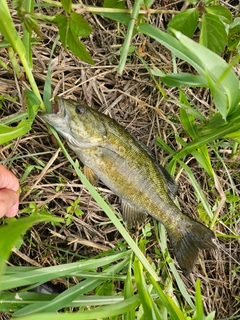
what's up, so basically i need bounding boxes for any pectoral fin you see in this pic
[121,200,147,228]
[84,166,98,185]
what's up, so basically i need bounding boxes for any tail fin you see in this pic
[168,219,217,276]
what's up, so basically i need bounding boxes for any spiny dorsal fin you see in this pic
[156,162,178,200]
[135,139,178,199]
[121,200,147,228]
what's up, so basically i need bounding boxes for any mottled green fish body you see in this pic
[41,98,216,276]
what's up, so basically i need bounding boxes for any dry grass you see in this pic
[0,0,239,318]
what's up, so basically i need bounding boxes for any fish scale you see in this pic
[41,97,217,276]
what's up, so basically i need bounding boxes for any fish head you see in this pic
[41,98,107,148]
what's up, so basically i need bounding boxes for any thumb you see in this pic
[0,189,19,218]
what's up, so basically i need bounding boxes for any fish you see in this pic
[41,97,217,276]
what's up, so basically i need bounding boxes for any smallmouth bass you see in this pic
[41,98,216,276]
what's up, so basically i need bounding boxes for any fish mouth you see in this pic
[53,97,67,118]
[40,97,69,132]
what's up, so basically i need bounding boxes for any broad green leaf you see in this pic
[206,5,232,24]
[104,0,125,9]
[97,11,131,26]
[69,12,92,37]
[205,71,228,120]
[54,14,94,64]
[172,30,240,115]
[202,0,214,3]
[54,14,68,49]
[228,17,240,50]
[175,134,214,177]
[200,13,227,55]
[144,0,155,7]
[0,292,137,311]
[206,311,216,320]
[168,8,199,38]
[139,24,211,80]
[67,29,94,64]
[179,93,199,140]
[229,17,240,31]
[152,70,208,87]
[0,120,32,144]
[60,0,71,14]
[224,129,240,139]
[140,24,239,116]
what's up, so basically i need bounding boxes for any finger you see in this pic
[0,189,19,218]
[5,201,19,217]
[0,165,19,191]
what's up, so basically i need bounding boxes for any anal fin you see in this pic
[121,200,147,228]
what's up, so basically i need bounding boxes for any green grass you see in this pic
[0,0,239,318]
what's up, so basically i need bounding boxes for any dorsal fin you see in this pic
[121,200,147,228]
[155,162,178,200]
[136,139,178,199]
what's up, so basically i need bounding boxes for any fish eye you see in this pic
[75,105,85,115]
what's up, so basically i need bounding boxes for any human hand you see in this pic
[0,165,19,218]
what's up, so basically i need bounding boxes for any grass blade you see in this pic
[13,259,129,316]
[0,0,44,109]
[123,254,135,320]
[148,273,186,320]
[11,295,141,320]
[117,0,142,74]
[0,215,62,289]
[1,251,130,291]
[194,278,205,320]
[43,35,60,113]
[134,257,162,320]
